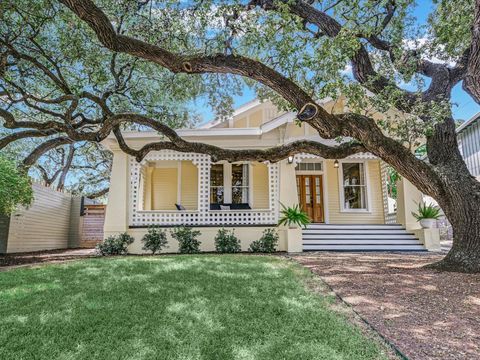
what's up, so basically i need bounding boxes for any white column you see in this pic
[224,163,232,203]
[104,151,129,235]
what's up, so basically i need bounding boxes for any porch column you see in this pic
[144,167,154,210]
[279,159,302,252]
[396,177,422,231]
[104,150,129,236]
[279,159,298,207]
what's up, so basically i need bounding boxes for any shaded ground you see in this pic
[0,255,393,360]
[0,248,96,269]
[294,252,480,360]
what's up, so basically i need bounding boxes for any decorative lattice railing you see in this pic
[128,150,279,227]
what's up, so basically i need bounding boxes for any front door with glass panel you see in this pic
[296,175,324,223]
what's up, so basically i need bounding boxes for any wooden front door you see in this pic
[296,175,324,223]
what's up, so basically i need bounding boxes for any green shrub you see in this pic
[249,229,279,253]
[141,226,168,254]
[214,228,241,253]
[96,233,134,256]
[0,156,33,215]
[170,226,201,254]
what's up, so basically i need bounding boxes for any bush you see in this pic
[249,229,279,253]
[214,228,241,253]
[170,226,201,254]
[96,233,134,256]
[141,226,168,254]
[0,155,33,215]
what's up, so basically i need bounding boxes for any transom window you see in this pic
[341,162,368,210]
[296,162,322,171]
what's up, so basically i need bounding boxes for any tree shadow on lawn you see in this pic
[0,255,396,360]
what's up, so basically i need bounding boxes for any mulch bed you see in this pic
[294,252,480,360]
[0,248,96,269]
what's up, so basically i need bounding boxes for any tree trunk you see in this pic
[428,173,480,273]
[423,118,480,272]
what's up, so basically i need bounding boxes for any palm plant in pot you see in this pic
[278,204,311,229]
[412,202,441,229]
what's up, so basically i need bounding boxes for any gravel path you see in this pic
[294,252,480,360]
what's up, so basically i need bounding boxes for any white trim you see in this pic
[322,160,329,224]
[338,159,371,213]
[457,112,480,133]
[248,163,253,208]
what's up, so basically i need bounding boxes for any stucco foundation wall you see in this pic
[105,226,287,254]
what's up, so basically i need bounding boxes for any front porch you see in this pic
[104,149,439,253]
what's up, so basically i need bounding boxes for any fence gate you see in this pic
[80,204,106,248]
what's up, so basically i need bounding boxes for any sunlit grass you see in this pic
[0,255,389,359]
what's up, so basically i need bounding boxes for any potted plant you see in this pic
[278,203,311,228]
[412,202,441,229]
[278,204,310,253]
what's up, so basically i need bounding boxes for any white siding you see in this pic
[458,119,480,177]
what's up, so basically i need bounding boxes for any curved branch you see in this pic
[0,129,57,150]
[86,187,109,199]
[22,137,73,168]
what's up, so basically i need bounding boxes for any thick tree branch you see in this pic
[0,129,57,150]
[463,0,480,103]
[23,137,73,168]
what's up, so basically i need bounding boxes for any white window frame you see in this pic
[210,162,252,206]
[338,160,371,213]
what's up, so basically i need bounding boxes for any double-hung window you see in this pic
[340,162,368,210]
[210,163,250,205]
[210,164,224,204]
[231,164,249,204]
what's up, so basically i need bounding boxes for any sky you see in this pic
[193,0,480,125]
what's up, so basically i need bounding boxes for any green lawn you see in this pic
[0,255,389,360]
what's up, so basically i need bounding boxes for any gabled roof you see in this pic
[457,112,480,134]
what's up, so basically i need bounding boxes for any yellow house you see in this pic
[102,99,441,253]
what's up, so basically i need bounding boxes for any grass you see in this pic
[0,255,389,360]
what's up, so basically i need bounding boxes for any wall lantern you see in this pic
[287,156,294,164]
[334,159,339,168]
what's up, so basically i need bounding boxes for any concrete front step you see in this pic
[303,234,418,240]
[303,239,422,245]
[303,244,426,251]
[302,223,426,251]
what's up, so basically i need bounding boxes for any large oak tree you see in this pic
[1,0,480,272]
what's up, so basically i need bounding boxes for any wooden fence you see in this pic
[79,204,106,248]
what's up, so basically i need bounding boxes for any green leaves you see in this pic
[278,203,311,228]
[0,156,33,215]
[411,202,441,221]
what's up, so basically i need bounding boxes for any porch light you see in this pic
[287,156,294,164]
[334,159,339,168]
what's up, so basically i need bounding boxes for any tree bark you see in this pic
[422,118,480,272]
[429,176,480,273]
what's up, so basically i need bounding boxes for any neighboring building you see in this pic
[457,113,480,179]
[102,98,439,253]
